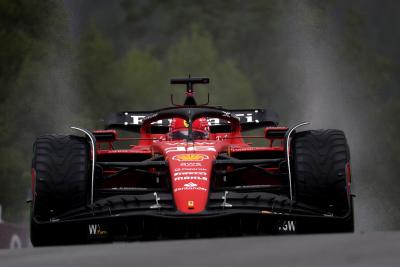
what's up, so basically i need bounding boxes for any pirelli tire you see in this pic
[31,134,90,246]
[292,129,354,232]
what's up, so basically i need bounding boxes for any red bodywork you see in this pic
[94,118,287,214]
[90,77,289,216]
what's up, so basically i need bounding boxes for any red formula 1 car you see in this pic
[30,77,354,246]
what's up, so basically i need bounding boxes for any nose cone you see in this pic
[168,153,213,213]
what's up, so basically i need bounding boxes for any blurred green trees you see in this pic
[77,24,255,118]
[0,0,69,220]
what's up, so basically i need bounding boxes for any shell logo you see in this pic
[172,154,209,161]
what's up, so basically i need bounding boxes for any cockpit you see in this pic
[168,117,209,140]
[169,129,209,140]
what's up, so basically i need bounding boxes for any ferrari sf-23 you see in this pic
[30,77,354,245]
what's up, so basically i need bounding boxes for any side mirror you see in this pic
[264,127,288,139]
[93,130,118,143]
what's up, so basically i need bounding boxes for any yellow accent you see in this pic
[174,154,207,161]
[260,210,272,214]
[188,201,195,209]
[184,120,189,128]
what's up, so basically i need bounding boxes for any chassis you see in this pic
[30,77,354,245]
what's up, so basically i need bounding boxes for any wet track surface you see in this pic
[1,232,400,266]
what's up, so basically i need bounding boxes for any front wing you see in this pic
[31,192,353,244]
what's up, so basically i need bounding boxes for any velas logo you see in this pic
[172,154,209,161]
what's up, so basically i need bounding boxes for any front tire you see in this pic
[292,129,354,232]
[31,134,89,246]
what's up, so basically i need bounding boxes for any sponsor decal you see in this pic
[166,142,187,146]
[173,171,208,182]
[190,146,216,152]
[174,168,207,172]
[126,115,172,125]
[165,146,216,154]
[174,176,208,182]
[180,167,207,171]
[234,113,254,122]
[184,182,198,187]
[126,112,257,126]
[174,186,207,192]
[172,154,209,161]
[277,220,296,232]
[88,224,108,236]
[174,172,207,176]
[193,142,216,145]
[129,115,146,125]
[180,162,202,167]
[230,147,271,152]
[143,113,159,121]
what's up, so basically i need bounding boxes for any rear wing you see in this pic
[105,109,279,133]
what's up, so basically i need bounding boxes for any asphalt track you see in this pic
[1,232,399,266]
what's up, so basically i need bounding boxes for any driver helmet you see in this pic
[169,118,209,140]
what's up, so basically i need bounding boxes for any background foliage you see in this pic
[0,0,399,231]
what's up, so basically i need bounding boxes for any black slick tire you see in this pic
[292,129,354,232]
[31,134,89,246]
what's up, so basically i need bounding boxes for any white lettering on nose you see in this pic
[174,172,207,176]
[184,182,198,187]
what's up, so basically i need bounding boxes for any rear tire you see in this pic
[292,129,353,232]
[31,134,89,246]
